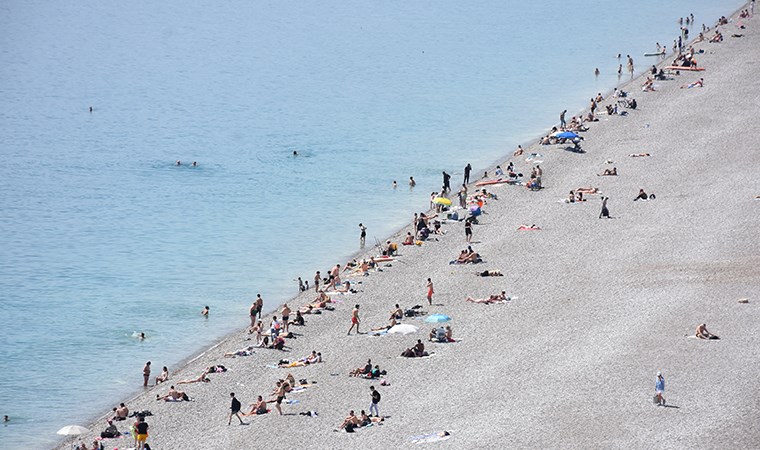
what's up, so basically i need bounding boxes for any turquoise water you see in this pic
[0,1,743,447]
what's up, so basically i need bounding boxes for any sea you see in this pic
[0,0,744,447]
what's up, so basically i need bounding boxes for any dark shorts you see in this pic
[282,316,289,323]
[276,396,285,404]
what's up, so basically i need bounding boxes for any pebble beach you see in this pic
[56,5,760,449]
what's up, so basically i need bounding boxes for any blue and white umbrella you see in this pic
[424,314,451,323]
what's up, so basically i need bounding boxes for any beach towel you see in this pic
[409,431,452,444]
[397,353,436,360]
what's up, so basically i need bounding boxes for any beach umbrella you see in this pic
[424,314,451,323]
[554,131,579,139]
[432,197,452,206]
[56,425,89,436]
[388,324,419,335]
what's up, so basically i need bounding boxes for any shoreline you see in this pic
[55,3,759,449]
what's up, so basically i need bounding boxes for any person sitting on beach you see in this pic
[243,396,268,416]
[634,189,649,201]
[360,410,372,427]
[340,410,361,432]
[350,359,373,377]
[177,369,211,384]
[334,280,354,293]
[402,232,415,245]
[287,310,305,327]
[413,339,426,356]
[514,145,524,156]
[390,304,403,320]
[224,346,255,358]
[696,323,719,340]
[599,167,618,176]
[156,385,187,401]
[477,269,503,276]
[517,224,541,231]
[112,403,129,421]
[568,191,576,203]
[642,77,655,92]
[384,240,398,256]
[270,335,286,350]
[100,420,121,439]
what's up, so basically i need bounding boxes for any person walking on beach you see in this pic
[464,219,473,243]
[359,223,367,247]
[228,393,246,425]
[142,361,151,387]
[369,386,381,417]
[348,304,361,335]
[426,278,434,305]
[599,197,611,219]
[464,163,472,184]
[314,271,321,292]
[559,110,567,129]
[281,304,291,334]
[655,372,666,406]
[442,171,451,193]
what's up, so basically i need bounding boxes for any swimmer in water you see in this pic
[176,160,181,166]
[139,332,146,340]
[392,181,397,188]
[89,106,93,112]
[191,161,197,167]
[3,415,9,422]
[409,176,416,187]
[201,306,209,317]
[293,150,298,156]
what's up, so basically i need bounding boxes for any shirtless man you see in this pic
[273,380,290,415]
[347,304,361,335]
[413,339,426,357]
[340,410,361,431]
[426,278,434,305]
[244,396,268,416]
[156,385,184,401]
[142,362,151,387]
[390,304,403,320]
[281,304,291,334]
[598,167,617,176]
[114,403,129,421]
[331,264,342,285]
[696,323,719,339]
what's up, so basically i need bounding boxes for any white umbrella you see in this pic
[56,425,89,436]
[388,324,419,335]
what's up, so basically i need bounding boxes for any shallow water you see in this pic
[0,0,743,447]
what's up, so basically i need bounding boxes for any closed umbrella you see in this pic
[388,324,419,335]
[425,314,451,323]
[56,425,89,436]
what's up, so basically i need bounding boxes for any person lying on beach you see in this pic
[465,292,509,304]
[517,224,541,231]
[681,78,704,89]
[279,351,322,367]
[340,410,361,432]
[224,346,255,358]
[402,232,415,245]
[598,167,618,176]
[350,359,373,377]
[576,187,600,195]
[451,249,482,264]
[696,323,719,340]
[176,369,212,384]
[156,385,188,401]
[243,396,268,416]
[371,317,398,332]
[477,269,503,276]
[334,280,356,293]
[630,153,651,157]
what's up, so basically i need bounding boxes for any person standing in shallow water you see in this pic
[463,163,472,184]
[143,361,151,387]
[359,223,367,247]
[442,171,451,193]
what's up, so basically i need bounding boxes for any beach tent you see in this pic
[388,324,419,335]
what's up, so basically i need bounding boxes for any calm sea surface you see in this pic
[0,1,742,447]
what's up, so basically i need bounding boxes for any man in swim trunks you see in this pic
[281,304,291,334]
[274,381,289,415]
[359,223,367,246]
[142,361,151,387]
[314,271,321,292]
[348,304,361,335]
